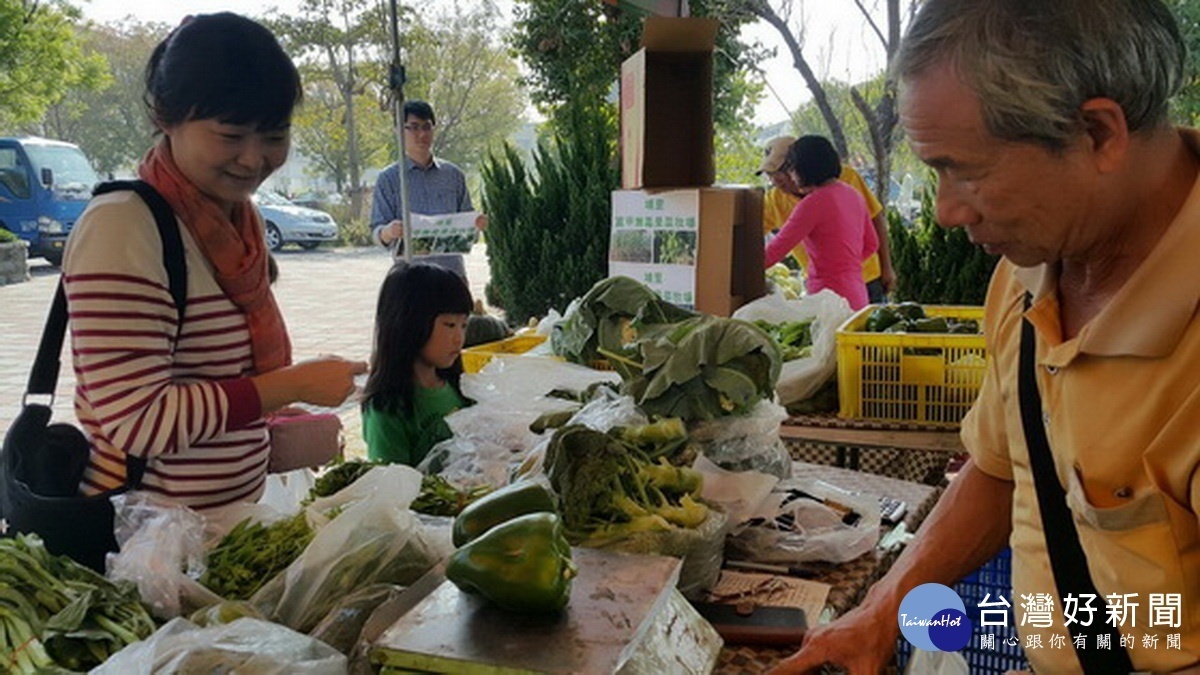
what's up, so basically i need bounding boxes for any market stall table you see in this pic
[780,414,964,487]
[714,460,943,674]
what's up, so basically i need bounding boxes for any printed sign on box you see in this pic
[610,190,700,308]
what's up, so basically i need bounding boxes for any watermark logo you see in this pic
[898,583,973,652]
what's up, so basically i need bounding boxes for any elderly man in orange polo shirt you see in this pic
[772,1,1200,674]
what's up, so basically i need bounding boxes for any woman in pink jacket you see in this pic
[764,135,879,309]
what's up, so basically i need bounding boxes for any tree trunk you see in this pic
[749,0,849,157]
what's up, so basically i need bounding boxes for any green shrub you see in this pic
[889,181,999,306]
[0,228,17,244]
[481,107,617,324]
[337,218,374,247]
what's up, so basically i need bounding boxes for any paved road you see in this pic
[0,243,494,458]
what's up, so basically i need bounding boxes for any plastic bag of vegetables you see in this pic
[732,289,853,406]
[543,424,727,598]
[253,465,449,633]
[93,617,345,675]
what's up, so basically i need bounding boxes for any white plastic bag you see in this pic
[732,290,853,405]
[254,464,447,633]
[107,493,211,620]
[421,356,621,486]
[726,478,881,564]
[93,617,346,675]
[690,400,791,479]
[692,454,779,526]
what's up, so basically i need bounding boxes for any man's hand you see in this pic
[380,219,404,245]
[475,213,489,231]
[768,602,899,674]
[881,262,899,295]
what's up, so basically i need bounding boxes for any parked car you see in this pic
[0,137,100,266]
[252,191,338,251]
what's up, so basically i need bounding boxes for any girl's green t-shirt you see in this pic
[362,383,466,466]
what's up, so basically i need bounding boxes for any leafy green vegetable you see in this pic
[410,474,493,517]
[752,319,815,361]
[551,276,696,370]
[543,425,707,544]
[0,535,156,672]
[201,512,313,600]
[309,460,378,500]
[622,315,782,421]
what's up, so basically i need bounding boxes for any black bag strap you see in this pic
[1019,294,1134,674]
[24,180,187,490]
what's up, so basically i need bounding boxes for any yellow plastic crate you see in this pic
[462,334,548,373]
[836,304,988,426]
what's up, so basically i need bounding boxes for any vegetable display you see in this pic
[863,303,980,334]
[753,319,815,361]
[543,424,709,544]
[765,264,803,300]
[0,534,156,672]
[200,512,313,600]
[551,276,696,367]
[410,474,493,518]
[309,460,377,500]
[619,315,782,421]
[446,512,577,614]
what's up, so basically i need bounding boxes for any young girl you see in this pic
[361,263,474,466]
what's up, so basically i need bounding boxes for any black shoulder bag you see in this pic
[1019,296,1134,673]
[0,180,186,572]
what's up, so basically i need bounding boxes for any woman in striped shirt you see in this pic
[62,13,366,510]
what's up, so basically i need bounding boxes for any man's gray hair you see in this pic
[894,0,1186,150]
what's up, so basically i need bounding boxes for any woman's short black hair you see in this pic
[403,100,436,124]
[144,13,301,130]
[362,263,473,415]
[785,135,842,187]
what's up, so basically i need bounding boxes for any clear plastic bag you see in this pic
[107,493,209,620]
[588,505,728,600]
[93,617,346,675]
[732,289,853,405]
[308,583,406,654]
[422,356,621,486]
[689,400,792,479]
[726,478,881,564]
[254,465,447,633]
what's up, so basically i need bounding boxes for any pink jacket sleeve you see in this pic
[764,197,818,268]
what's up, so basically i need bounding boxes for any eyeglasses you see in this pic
[403,123,435,133]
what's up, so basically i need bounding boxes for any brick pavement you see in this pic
[0,243,495,459]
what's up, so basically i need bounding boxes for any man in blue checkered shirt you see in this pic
[370,100,488,280]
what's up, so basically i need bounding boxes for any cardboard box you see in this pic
[620,17,718,190]
[609,187,765,316]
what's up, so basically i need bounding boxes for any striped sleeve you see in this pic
[63,194,257,463]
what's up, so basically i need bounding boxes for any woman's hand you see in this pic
[254,356,368,412]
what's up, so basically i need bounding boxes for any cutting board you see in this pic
[372,548,682,674]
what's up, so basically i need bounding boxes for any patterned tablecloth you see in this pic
[712,461,943,674]
[781,414,964,487]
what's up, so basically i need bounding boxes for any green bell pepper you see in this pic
[446,512,578,613]
[452,479,557,547]
[894,301,927,321]
[865,306,901,332]
[909,317,951,333]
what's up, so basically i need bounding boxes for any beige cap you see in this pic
[756,135,796,175]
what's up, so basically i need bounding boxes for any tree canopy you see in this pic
[0,0,106,128]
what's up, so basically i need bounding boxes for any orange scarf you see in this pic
[138,139,292,374]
